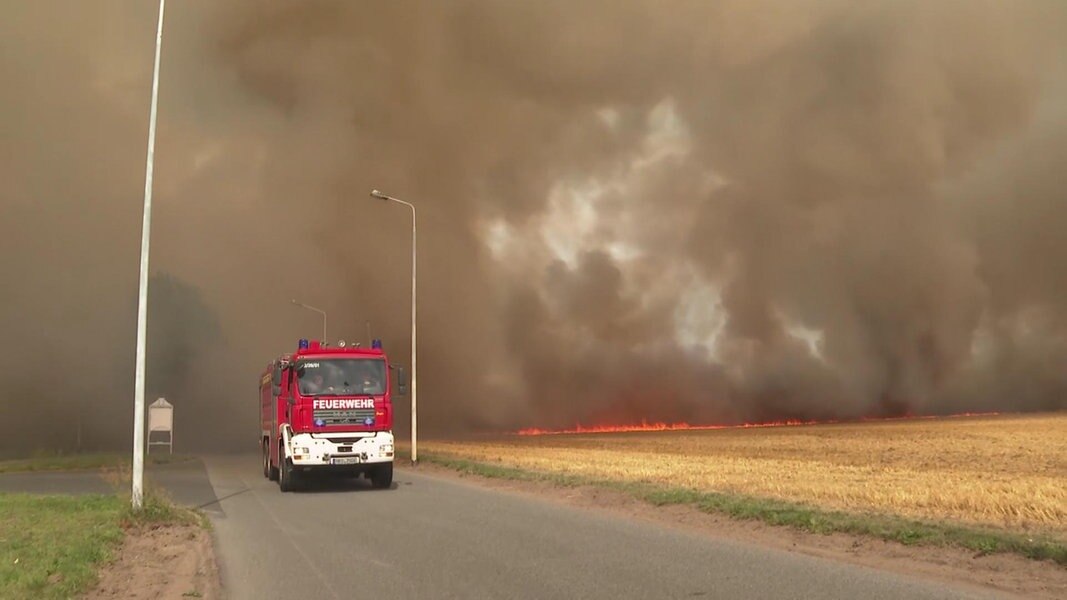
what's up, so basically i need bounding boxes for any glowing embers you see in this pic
[515,412,1001,436]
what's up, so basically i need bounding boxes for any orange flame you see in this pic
[515,412,1001,436]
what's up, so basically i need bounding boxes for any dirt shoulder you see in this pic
[83,524,220,600]
[416,462,1067,600]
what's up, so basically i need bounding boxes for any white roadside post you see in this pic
[147,397,174,454]
[369,190,417,465]
[132,0,166,511]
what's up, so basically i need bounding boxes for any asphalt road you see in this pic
[198,454,1002,600]
[0,459,220,508]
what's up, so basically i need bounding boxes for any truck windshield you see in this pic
[296,359,386,396]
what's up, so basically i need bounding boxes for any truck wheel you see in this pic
[370,463,393,489]
[279,447,296,492]
[264,440,279,481]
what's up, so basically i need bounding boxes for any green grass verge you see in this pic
[421,451,1067,567]
[0,494,123,600]
[0,486,203,599]
[0,453,194,474]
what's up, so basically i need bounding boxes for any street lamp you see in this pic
[131,0,166,511]
[369,189,417,465]
[291,299,327,341]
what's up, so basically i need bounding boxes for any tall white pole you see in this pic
[133,0,166,511]
[408,201,417,465]
[370,190,417,465]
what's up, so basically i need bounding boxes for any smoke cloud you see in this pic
[2,0,1065,451]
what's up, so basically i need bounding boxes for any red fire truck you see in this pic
[260,338,404,491]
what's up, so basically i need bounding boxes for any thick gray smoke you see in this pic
[2,1,1066,452]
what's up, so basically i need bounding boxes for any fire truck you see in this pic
[260,338,404,491]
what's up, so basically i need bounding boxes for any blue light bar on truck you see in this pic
[372,338,383,349]
[299,338,310,349]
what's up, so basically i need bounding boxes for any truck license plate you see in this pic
[331,457,362,465]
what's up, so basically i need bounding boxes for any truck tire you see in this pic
[279,446,296,492]
[264,440,278,481]
[370,463,393,489]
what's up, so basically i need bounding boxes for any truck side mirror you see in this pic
[397,367,408,397]
[271,366,282,396]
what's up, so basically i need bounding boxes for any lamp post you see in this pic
[131,0,166,511]
[369,189,417,465]
[291,299,327,341]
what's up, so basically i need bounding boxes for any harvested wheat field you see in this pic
[424,413,1067,536]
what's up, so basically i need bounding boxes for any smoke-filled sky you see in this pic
[2,1,1066,451]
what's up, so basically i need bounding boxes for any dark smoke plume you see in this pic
[2,1,1066,452]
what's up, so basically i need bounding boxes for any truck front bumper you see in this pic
[289,431,394,467]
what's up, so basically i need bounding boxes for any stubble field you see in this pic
[424,413,1067,536]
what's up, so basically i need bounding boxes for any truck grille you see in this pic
[313,409,376,426]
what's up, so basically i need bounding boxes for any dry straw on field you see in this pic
[426,414,1067,534]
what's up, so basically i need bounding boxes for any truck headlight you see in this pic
[381,444,394,454]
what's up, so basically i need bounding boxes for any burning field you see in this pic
[423,413,1067,536]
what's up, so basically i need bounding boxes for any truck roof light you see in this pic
[372,338,383,349]
[298,338,309,349]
